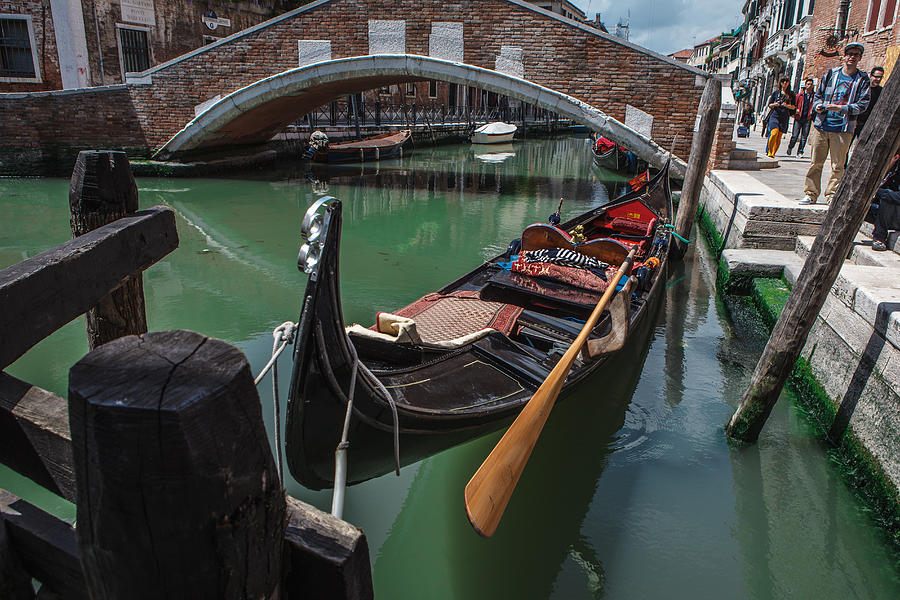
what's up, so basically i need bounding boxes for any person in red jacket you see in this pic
[787,78,815,158]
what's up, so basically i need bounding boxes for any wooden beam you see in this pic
[0,373,75,503]
[68,150,147,350]
[0,206,178,370]
[727,63,900,441]
[68,330,285,599]
[283,495,374,600]
[0,497,35,599]
[0,490,86,600]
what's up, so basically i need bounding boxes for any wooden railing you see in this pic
[0,151,372,599]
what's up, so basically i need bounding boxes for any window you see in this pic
[0,15,40,82]
[867,0,897,31]
[428,80,437,98]
[118,26,150,74]
[405,82,416,97]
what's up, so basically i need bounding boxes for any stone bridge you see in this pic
[0,0,716,175]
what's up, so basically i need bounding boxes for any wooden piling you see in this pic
[68,330,286,599]
[69,150,147,349]
[672,78,721,259]
[1,501,35,599]
[727,71,900,442]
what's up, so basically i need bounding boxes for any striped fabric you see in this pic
[521,248,608,272]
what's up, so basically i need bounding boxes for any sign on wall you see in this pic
[202,10,232,31]
[121,0,156,27]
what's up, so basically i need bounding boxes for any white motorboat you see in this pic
[471,122,517,144]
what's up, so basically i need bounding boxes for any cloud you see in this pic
[572,0,745,55]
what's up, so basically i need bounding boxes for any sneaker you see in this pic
[786,149,793,155]
[797,152,804,158]
[798,197,817,205]
[872,240,887,251]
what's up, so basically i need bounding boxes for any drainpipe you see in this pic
[836,0,851,37]
[91,0,104,85]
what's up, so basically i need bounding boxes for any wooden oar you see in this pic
[464,247,638,537]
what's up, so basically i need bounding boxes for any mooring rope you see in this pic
[254,321,297,488]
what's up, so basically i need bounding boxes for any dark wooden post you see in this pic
[68,330,285,599]
[1,507,35,599]
[69,150,147,349]
[727,72,900,442]
[672,77,721,259]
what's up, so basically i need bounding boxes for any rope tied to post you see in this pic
[254,321,298,488]
[663,223,691,244]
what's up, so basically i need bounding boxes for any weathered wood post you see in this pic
[727,72,900,442]
[0,507,35,599]
[69,150,147,349]
[672,77,721,259]
[68,330,286,599]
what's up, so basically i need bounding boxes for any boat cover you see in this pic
[474,122,518,135]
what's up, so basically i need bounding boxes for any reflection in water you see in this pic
[1,136,899,599]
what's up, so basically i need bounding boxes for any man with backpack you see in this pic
[799,43,871,205]
[786,78,815,157]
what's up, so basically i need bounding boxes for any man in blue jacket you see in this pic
[799,43,871,205]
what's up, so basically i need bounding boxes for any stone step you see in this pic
[727,159,760,170]
[720,248,803,280]
[796,232,900,267]
[731,147,757,161]
[756,156,779,169]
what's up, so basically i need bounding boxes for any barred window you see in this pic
[0,16,38,80]
[428,80,437,98]
[119,27,150,73]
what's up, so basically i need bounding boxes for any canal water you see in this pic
[2,136,898,598]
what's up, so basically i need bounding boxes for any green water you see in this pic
[2,136,898,598]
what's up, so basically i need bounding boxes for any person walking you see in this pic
[765,77,795,158]
[786,78,815,157]
[799,43,871,205]
[855,65,884,138]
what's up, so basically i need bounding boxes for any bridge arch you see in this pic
[157,55,686,177]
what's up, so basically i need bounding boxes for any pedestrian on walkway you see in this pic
[765,77,795,158]
[786,78,815,157]
[799,43,871,205]
[855,66,884,139]
[865,153,900,251]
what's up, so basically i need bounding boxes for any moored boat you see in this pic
[304,130,411,163]
[590,136,647,174]
[286,163,673,490]
[471,122,517,144]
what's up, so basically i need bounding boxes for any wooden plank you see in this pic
[0,490,86,600]
[0,206,178,370]
[0,373,75,503]
[283,495,373,600]
[68,330,284,599]
[69,150,147,350]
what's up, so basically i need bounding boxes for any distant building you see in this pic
[0,0,295,92]
[669,48,694,63]
[528,1,587,22]
[737,0,815,120]
[688,36,719,69]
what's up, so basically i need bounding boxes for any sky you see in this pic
[570,0,745,56]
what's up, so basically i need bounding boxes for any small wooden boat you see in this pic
[286,163,673,489]
[306,130,410,163]
[590,137,647,174]
[472,122,517,144]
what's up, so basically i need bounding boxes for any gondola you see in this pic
[304,130,410,163]
[286,162,673,490]
[590,138,648,174]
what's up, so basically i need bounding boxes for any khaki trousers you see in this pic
[804,128,854,203]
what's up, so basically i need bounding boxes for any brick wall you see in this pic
[805,0,898,79]
[2,0,711,173]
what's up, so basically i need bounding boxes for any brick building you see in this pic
[805,0,900,79]
[0,1,299,92]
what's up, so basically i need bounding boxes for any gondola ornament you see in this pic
[297,197,334,277]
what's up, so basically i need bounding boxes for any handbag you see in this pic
[737,125,749,138]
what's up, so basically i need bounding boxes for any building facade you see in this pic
[0,1,296,92]
[805,0,900,78]
[737,0,815,121]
